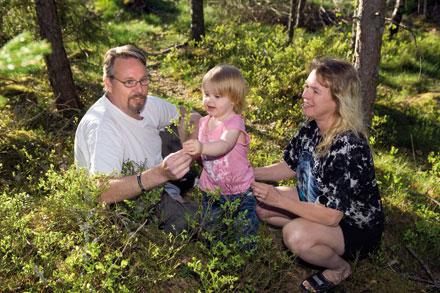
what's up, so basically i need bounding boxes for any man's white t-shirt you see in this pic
[74,94,178,175]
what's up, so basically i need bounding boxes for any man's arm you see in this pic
[99,150,192,203]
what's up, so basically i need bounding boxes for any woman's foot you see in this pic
[301,265,351,292]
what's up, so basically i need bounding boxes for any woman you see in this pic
[251,58,384,292]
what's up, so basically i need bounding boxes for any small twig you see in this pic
[268,6,287,17]
[0,76,20,84]
[146,42,188,56]
[18,109,46,126]
[425,195,440,207]
[120,216,150,255]
[387,259,399,272]
[410,133,416,163]
[384,17,418,46]
[406,246,436,283]
[383,15,425,100]
[407,275,436,285]
[319,6,338,25]
[117,200,160,255]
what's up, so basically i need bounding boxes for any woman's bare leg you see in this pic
[256,204,292,227]
[256,186,299,227]
[282,218,351,288]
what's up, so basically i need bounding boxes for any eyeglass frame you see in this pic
[110,75,149,88]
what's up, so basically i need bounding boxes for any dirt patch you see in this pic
[149,66,197,102]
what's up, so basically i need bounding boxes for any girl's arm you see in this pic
[183,129,241,157]
[254,161,296,181]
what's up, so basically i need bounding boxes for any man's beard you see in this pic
[128,94,147,113]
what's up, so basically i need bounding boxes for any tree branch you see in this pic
[406,246,436,283]
[384,17,417,44]
[145,42,189,56]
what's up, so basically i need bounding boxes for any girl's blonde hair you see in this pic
[202,64,249,114]
[309,58,368,156]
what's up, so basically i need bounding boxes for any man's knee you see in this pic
[160,125,182,158]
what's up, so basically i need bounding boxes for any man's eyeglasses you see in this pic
[110,76,149,88]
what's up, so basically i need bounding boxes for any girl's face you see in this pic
[202,83,235,121]
[302,70,338,124]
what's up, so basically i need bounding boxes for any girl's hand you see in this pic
[251,181,282,206]
[183,139,203,156]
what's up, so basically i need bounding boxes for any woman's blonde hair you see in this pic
[309,58,368,156]
[202,64,249,114]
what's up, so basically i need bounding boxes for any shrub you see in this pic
[162,22,351,138]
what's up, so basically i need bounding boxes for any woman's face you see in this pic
[302,70,337,123]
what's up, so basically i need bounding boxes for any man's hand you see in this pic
[182,139,203,156]
[162,149,192,180]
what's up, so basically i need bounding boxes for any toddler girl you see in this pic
[183,64,258,243]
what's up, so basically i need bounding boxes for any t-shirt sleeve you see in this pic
[317,137,375,215]
[199,115,247,138]
[223,115,250,145]
[223,115,246,132]
[283,129,302,172]
[147,96,178,129]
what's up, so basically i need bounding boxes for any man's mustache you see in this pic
[129,94,147,100]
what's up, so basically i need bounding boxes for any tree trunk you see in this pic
[297,0,306,27]
[34,0,81,113]
[388,0,403,39]
[350,0,359,58]
[190,0,205,42]
[287,0,304,43]
[423,0,427,16]
[287,0,299,43]
[354,0,386,126]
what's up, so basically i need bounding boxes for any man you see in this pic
[74,44,198,204]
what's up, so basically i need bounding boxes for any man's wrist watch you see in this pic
[137,172,146,193]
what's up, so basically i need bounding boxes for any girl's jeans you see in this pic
[201,189,259,244]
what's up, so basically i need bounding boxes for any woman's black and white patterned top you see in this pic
[283,120,384,229]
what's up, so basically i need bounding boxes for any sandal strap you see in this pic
[302,271,336,292]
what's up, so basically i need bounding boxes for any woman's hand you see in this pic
[251,181,283,207]
[183,139,203,156]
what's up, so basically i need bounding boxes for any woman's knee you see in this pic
[282,219,312,253]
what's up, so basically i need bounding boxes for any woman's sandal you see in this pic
[299,271,337,292]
